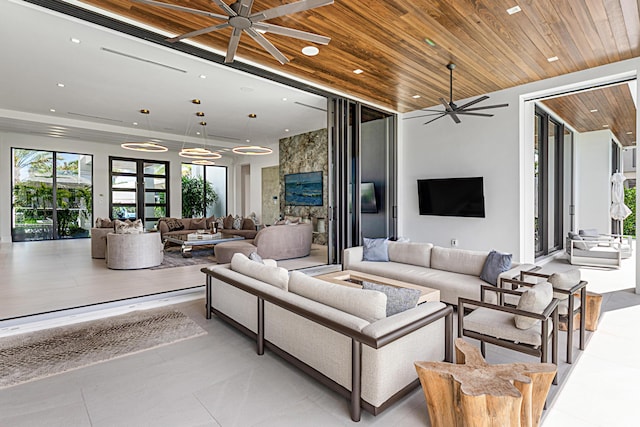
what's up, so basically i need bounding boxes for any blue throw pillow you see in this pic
[362,281,421,316]
[362,237,389,262]
[480,250,513,286]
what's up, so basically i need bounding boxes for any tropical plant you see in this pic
[623,186,636,237]
[182,175,218,218]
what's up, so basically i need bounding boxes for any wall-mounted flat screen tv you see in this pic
[417,177,485,218]
[285,171,323,206]
[361,182,378,213]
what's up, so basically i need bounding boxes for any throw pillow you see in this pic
[568,231,591,250]
[223,214,234,229]
[361,282,421,316]
[230,253,289,291]
[164,218,184,232]
[248,251,264,264]
[578,229,599,239]
[114,219,144,234]
[515,282,553,329]
[548,269,581,300]
[242,218,255,230]
[480,250,513,286]
[362,237,389,262]
[232,216,243,230]
[215,217,224,230]
[190,217,207,230]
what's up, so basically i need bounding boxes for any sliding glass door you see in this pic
[181,163,228,218]
[110,157,169,231]
[12,148,93,241]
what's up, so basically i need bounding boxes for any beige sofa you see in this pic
[202,253,453,421]
[214,223,313,263]
[343,242,535,306]
[158,217,257,240]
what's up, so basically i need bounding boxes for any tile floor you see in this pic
[0,239,638,426]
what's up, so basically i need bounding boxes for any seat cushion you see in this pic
[430,246,488,276]
[230,252,289,291]
[387,241,432,268]
[515,282,553,329]
[464,307,549,347]
[548,269,581,300]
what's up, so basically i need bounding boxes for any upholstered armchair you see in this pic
[106,232,164,269]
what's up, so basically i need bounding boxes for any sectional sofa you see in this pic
[201,253,453,421]
[343,242,535,306]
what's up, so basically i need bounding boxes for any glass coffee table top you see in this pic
[163,232,244,257]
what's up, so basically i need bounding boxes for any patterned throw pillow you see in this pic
[164,218,184,232]
[216,217,225,230]
[362,281,421,317]
[232,216,243,230]
[248,252,264,264]
[114,219,144,234]
[95,217,113,228]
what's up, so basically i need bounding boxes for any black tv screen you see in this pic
[361,182,378,213]
[417,177,485,218]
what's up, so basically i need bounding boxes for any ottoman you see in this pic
[215,240,257,264]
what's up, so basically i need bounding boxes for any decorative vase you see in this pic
[317,217,326,233]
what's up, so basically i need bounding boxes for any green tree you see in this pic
[182,175,218,218]
[623,187,636,237]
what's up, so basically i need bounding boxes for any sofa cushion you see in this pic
[568,231,593,250]
[95,217,113,228]
[480,250,513,286]
[242,218,256,230]
[190,217,207,230]
[223,214,234,229]
[430,246,488,276]
[230,253,289,291]
[363,237,389,262]
[232,216,243,230]
[465,307,547,347]
[361,282,420,317]
[387,242,432,268]
[548,269,581,300]
[515,282,553,329]
[114,219,143,234]
[289,272,387,323]
[216,217,225,230]
[164,218,184,232]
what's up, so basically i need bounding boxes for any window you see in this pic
[12,148,93,241]
[534,108,565,257]
[110,157,169,230]
[181,163,227,218]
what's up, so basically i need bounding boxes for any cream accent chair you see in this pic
[106,232,164,269]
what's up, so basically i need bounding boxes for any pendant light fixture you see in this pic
[232,113,273,155]
[179,116,221,161]
[121,109,168,152]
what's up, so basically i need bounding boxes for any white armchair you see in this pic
[106,232,164,269]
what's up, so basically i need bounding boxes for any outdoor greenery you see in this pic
[181,175,218,218]
[624,187,636,237]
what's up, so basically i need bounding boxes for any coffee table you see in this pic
[314,270,440,304]
[164,232,244,257]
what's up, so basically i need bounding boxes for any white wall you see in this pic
[231,145,279,222]
[399,57,640,262]
[575,130,613,233]
[0,131,235,242]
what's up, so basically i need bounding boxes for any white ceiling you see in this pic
[0,0,328,153]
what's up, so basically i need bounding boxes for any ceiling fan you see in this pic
[132,0,333,64]
[408,63,509,125]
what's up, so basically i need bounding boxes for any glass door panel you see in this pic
[55,152,92,239]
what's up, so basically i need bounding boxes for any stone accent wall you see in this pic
[279,128,328,245]
[261,165,280,226]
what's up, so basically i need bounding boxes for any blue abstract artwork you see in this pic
[285,171,323,206]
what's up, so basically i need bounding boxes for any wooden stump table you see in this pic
[415,339,557,427]
[558,291,602,332]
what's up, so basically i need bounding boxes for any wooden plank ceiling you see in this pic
[77,0,640,115]
[542,83,637,146]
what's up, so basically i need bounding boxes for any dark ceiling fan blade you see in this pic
[403,112,447,120]
[461,103,509,112]
[131,0,228,20]
[253,23,330,44]
[245,28,289,64]
[212,0,237,16]
[251,0,334,23]
[439,97,452,112]
[423,114,447,125]
[225,28,242,63]
[455,112,494,117]
[167,22,230,43]
[449,112,461,124]
[455,95,489,110]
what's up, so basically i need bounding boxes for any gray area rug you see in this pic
[151,246,217,269]
[0,307,207,389]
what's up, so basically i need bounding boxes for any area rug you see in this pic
[0,307,207,389]
[151,246,217,269]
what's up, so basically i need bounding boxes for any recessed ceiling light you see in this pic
[246,139,251,143]
[133,122,138,126]
[603,124,609,127]
[49,109,56,112]
[70,38,81,44]
[282,97,288,101]
[285,129,290,132]
[627,131,633,135]
[547,56,559,62]
[301,46,319,56]
[353,69,364,74]
[191,99,201,104]
[57,83,65,88]
[424,38,436,47]
[196,131,201,135]
[507,6,522,15]
[590,109,598,113]
[199,74,207,79]
[412,95,421,99]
